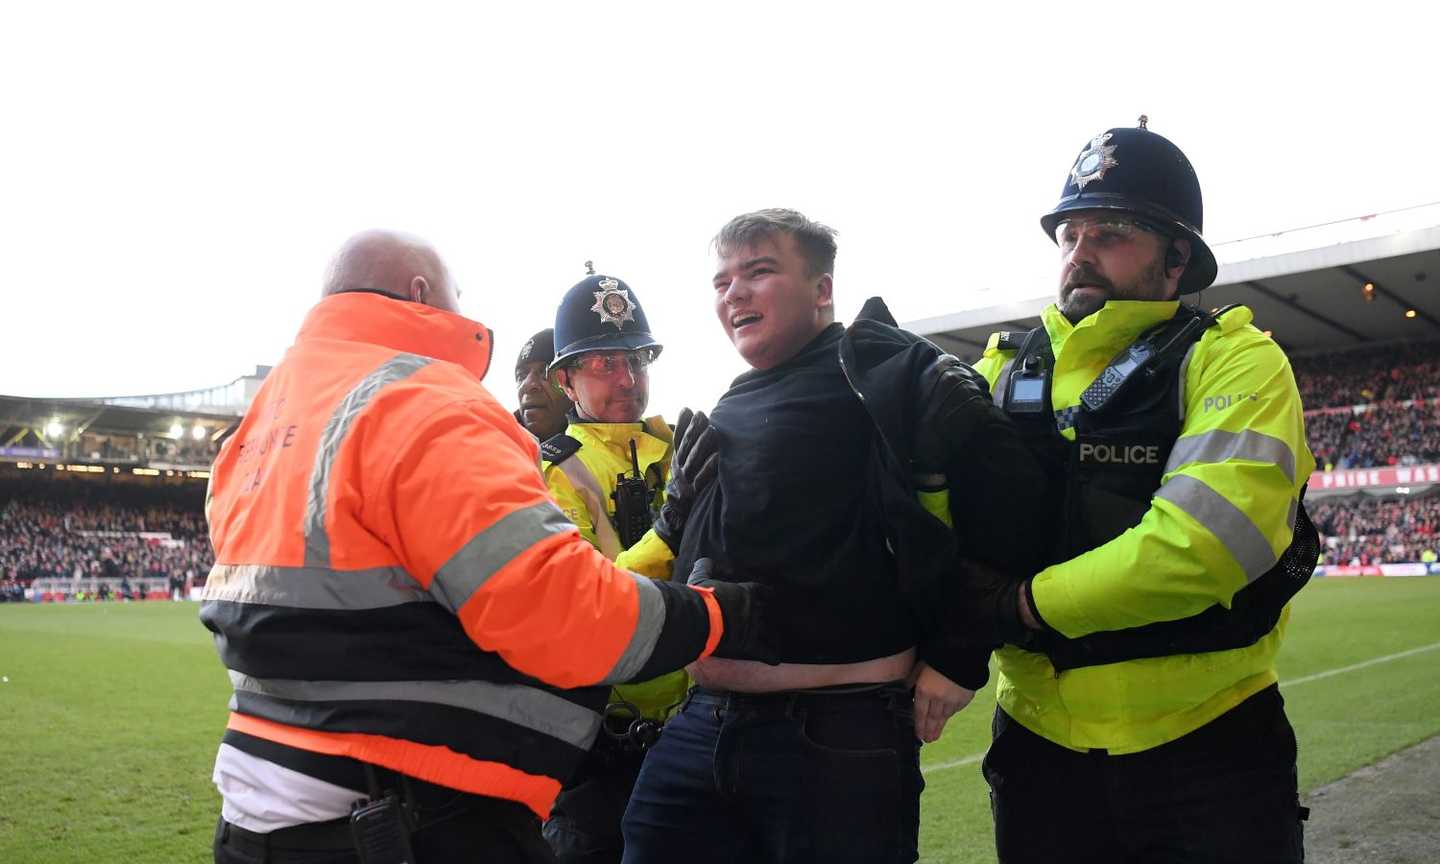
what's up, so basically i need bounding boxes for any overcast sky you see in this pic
[3,2,1437,420]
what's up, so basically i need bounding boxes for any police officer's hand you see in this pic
[909,660,975,744]
[686,557,781,665]
[913,354,995,476]
[654,408,719,554]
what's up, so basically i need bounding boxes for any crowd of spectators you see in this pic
[1329,402,1440,469]
[1293,340,1440,470]
[0,479,213,600]
[1310,494,1440,566]
[1292,340,1440,410]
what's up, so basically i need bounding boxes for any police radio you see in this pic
[611,440,654,549]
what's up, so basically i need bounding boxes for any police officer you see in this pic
[971,120,1318,863]
[539,272,711,864]
[514,328,574,441]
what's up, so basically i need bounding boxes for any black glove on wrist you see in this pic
[913,354,997,475]
[686,557,781,665]
[653,408,719,554]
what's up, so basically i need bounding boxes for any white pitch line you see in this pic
[917,640,1440,776]
[1279,640,1440,688]
[921,752,983,775]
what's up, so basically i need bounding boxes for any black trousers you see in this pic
[213,785,556,864]
[543,743,645,864]
[983,684,1306,864]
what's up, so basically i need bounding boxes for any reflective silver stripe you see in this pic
[1165,429,1297,484]
[304,353,434,568]
[992,358,1015,409]
[229,671,601,750]
[600,575,667,685]
[1176,342,1200,425]
[1156,475,1278,582]
[431,501,578,613]
[202,563,430,610]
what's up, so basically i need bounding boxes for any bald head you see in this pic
[322,230,461,314]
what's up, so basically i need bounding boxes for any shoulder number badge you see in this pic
[591,277,637,330]
[1070,132,1118,190]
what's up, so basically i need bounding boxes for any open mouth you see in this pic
[730,312,763,331]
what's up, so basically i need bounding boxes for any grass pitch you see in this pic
[1,577,1438,863]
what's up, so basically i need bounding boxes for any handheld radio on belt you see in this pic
[611,440,654,549]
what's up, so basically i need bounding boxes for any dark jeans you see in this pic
[543,742,645,864]
[214,784,556,864]
[621,684,922,864]
[983,684,1306,864]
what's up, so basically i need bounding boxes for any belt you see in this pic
[219,817,355,853]
[689,681,908,714]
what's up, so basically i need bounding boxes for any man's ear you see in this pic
[815,273,834,310]
[410,276,429,304]
[1166,238,1192,278]
[554,368,579,402]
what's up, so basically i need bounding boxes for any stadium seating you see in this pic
[1309,495,1440,566]
[0,479,212,601]
[1296,340,1440,469]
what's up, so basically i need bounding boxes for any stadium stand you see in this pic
[0,380,242,602]
[1309,495,1440,566]
[0,473,213,601]
[1291,340,1440,409]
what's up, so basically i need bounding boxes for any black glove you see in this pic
[686,558,781,665]
[962,558,1042,650]
[653,408,719,554]
[913,354,996,476]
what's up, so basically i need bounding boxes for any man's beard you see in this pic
[1058,258,1168,323]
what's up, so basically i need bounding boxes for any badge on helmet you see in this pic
[550,271,663,371]
[591,277,638,330]
[1041,117,1217,295]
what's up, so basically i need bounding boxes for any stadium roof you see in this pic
[0,395,237,440]
[904,204,1440,361]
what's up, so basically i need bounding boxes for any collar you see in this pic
[1042,299,1180,360]
[295,293,493,380]
[566,416,673,446]
[731,323,844,387]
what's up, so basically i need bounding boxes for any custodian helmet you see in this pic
[549,274,663,372]
[1040,120,1217,294]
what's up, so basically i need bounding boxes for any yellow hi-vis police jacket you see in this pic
[974,300,1315,754]
[543,417,689,720]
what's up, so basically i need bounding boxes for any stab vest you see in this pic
[997,305,1319,672]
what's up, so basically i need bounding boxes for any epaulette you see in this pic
[539,434,582,466]
[994,330,1027,352]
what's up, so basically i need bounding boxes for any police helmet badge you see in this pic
[518,337,536,362]
[1070,132,1119,190]
[590,277,637,330]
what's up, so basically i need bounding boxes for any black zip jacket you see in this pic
[677,297,1046,688]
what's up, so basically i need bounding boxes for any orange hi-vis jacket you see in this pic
[200,292,724,820]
